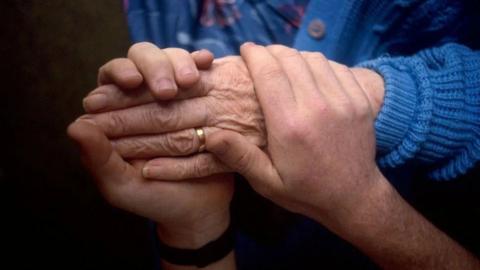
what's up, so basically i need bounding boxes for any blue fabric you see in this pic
[124,0,480,268]
[360,44,480,180]
[125,0,480,181]
[125,0,310,56]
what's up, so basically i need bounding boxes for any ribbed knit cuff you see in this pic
[359,44,480,180]
[359,57,430,170]
[359,59,417,155]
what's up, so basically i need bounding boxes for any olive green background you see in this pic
[1,1,154,269]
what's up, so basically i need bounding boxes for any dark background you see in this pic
[0,1,479,270]
[1,1,155,269]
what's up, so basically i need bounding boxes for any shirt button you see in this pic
[307,19,326,40]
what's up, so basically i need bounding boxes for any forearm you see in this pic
[157,210,236,270]
[325,172,479,269]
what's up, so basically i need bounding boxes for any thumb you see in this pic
[206,130,283,197]
[67,119,132,184]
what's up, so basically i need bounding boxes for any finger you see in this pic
[83,71,213,113]
[267,45,322,103]
[301,51,349,102]
[329,61,372,112]
[207,130,283,198]
[67,120,137,186]
[142,153,231,180]
[191,49,214,69]
[81,99,209,138]
[83,84,152,113]
[240,42,295,124]
[97,58,143,89]
[127,42,178,100]
[112,126,219,159]
[163,48,200,88]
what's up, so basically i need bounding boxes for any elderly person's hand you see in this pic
[83,54,266,179]
[70,43,237,269]
[82,44,384,180]
[67,120,235,269]
[206,43,480,270]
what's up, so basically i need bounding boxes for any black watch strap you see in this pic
[158,223,235,268]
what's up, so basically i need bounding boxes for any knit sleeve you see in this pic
[358,43,480,180]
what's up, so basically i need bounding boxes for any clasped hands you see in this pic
[68,42,386,250]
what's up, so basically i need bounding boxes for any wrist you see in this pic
[330,169,402,246]
[351,67,385,116]
[323,170,480,270]
[156,209,231,249]
[316,168,393,239]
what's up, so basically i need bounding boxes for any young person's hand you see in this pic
[206,43,479,270]
[84,42,214,112]
[205,43,381,227]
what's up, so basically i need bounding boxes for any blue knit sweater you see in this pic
[125,0,480,180]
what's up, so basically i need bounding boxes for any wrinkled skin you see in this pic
[83,53,383,180]
[82,56,266,179]
[69,46,237,254]
[67,120,234,236]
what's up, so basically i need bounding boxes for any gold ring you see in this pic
[195,127,206,152]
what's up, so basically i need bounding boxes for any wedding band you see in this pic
[195,127,206,152]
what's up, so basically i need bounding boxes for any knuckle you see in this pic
[267,44,288,53]
[334,63,351,75]
[268,45,299,58]
[280,118,308,141]
[232,149,253,173]
[308,100,329,117]
[355,100,373,120]
[305,52,328,63]
[283,125,308,142]
[120,139,151,158]
[174,162,189,179]
[258,66,284,81]
[127,42,154,58]
[249,134,266,148]
[164,47,189,56]
[192,156,211,177]
[98,58,125,75]
[91,84,116,96]
[164,131,196,155]
[151,105,178,129]
[98,112,127,136]
[335,102,356,120]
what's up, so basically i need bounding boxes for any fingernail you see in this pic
[83,94,107,112]
[119,70,142,81]
[242,42,256,47]
[154,78,176,94]
[75,117,98,127]
[142,166,156,178]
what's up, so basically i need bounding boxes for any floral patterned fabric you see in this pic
[124,0,309,56]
